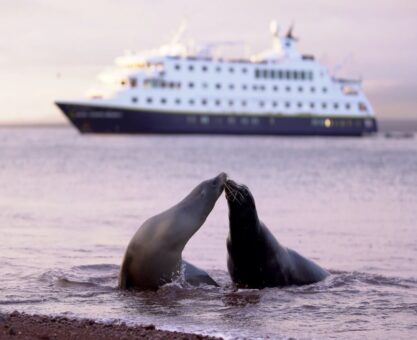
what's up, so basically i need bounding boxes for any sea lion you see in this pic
[119,172,227,290]
[225,179,329,289]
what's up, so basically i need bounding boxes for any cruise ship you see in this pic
[56,22,377,136]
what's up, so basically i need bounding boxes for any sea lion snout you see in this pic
[212,172,228,189]
[217,172,228,183]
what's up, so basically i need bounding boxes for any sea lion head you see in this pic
[225,179,258,226]
[183,172,228,222]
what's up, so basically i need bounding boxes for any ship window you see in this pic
[285,102,290,108]
[259,101,265,107]
[228,117,236,124]
[216,66,221,72]
[229,84,235,90]
[251,117,260,125]
[189,65,194,71]
[297,102,303,108]
[200,116,210,124]
[270,70,275,78]
[286,70,291,79]
[263,70,268,78]
[160,98,167,104]
[242,84,247,90]
[322,103,327,109]
[229,67,235,73]
[300,72,306,80]
[242,100,247,106]
[272,101,277,107]
[278,70,283,79]
[241,117,249,125]
[175,64,180,70]
[129,78,137,88]
[215,100,221,106]
[201,99,207,105]
[293,71,298,80]
[132,97,137,103]
[188,82,194,88]
[285,86,291,92]
[229,100,234,106]
[311,87,316,93]
[186,116,197,124]
[216,83,221,89]
[298,86,303,92]
[255,69,261,78]
[242,67,247,73]
[346,103,351,110]
[202,65,208,72]
[175,98,181,104]
[189,99,195,105]
[146,97,153,104]
[310,102,315,109]
[359,103,368,112]
[273,86,278,92]
[260,85,265,91]
[334,103,339,109]
[309,72,314,80]
[322,87,328,93]
[253,85,258,91]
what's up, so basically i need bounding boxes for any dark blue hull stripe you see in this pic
[56,103,378,136]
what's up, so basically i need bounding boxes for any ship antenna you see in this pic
[170,19,188,45]
[286,22,298,41]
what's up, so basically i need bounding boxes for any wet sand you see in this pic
[0,312,222,340]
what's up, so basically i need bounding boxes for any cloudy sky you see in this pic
[1,0,416,124]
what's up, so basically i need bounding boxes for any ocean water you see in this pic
[0,127,416,339]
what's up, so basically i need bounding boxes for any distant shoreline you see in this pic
[0,311,222,340]
[1,119,417,133]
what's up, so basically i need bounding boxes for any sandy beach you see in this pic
[0,312,222,340]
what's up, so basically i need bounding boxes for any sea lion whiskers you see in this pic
[226,182,246,205]
[225,182,241,204]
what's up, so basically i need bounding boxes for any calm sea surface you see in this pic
[1,127,416,339]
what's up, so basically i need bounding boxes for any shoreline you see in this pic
[0,311,222,340]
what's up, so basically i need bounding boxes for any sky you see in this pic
[1,0,416,124]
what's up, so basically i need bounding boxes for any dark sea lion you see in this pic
[119,172,227,291]
[225,179,329,289]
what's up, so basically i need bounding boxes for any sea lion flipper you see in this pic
[182,260,219,287]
